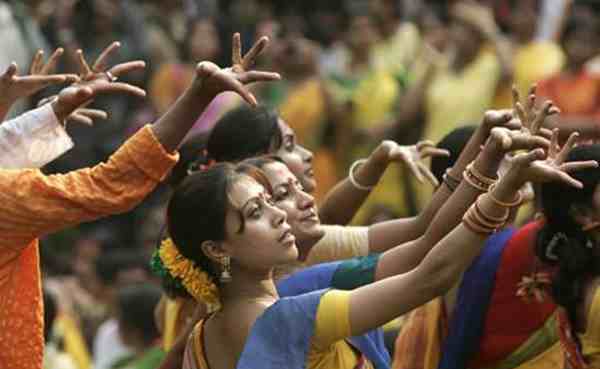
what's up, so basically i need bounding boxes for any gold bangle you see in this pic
[475,197,510,224]
[463,168,489,191]
[467,162,497,185]
[488,183,523,208]
[462,206,496,234]
[443,169,461,191]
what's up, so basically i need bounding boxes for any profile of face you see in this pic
[210,176,298,273]
[261,161,325,250]
[273,119,316,193]
[188,19,220,62]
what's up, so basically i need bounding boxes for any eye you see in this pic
[273,188,289,202]
[249,204,262,219]
[284,137,295,151]
[265,195,276,206]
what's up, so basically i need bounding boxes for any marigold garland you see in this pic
[158,238,221,309]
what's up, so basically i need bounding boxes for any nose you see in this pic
[298,145,313,163]
[297,189,315,211]
[270,203,287,227]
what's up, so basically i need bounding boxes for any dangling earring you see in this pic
[220,256,232,283]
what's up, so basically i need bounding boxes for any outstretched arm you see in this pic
[0,35,279,249]
[367,110,519,252]
[347,138,594,336]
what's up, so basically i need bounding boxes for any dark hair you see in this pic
[164,163,272,294]
[206,105,282,163]
[117,283,162,345]
[536,144,600,325]
[430,125,477,184]
[167,132,210,188]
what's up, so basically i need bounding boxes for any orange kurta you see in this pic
[0,125,178,369]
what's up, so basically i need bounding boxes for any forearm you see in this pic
[350,178,517,335]
[150,86,214,152]
[318,147,388,225]
[375,140,503,277]
[368,126,491,252]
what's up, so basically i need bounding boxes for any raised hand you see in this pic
[378,140,449,186]
[511,84,559,138]
[192,33,281,105]
[503,134,597,189]
[488,126,551,153]
[74,42,145,96]
[50,43,146,122]
[38,95,108,126]
[0,50,79,106]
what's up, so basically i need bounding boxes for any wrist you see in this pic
[474,141,504,177]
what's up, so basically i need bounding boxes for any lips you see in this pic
[278,227,295,243]
[300,209,319,223]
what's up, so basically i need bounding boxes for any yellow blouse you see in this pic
[0,126,178,369]
[186,290,373,369]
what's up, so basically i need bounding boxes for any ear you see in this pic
[200,240,228,264]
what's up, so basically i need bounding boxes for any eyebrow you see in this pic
[240,194,263,213]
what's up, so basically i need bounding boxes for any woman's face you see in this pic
[261,162,324,248]
[222,176,298,271]
[273,119,316,193]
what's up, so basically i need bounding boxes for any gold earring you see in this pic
[220,256,232,283]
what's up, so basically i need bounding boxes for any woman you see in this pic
[0,34,279,369]
[155,120,588,368]
[195,104,443,226]
[535,144,600,368]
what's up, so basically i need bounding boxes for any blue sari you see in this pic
[237,255,391,369]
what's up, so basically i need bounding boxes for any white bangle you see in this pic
[348,159,375,191]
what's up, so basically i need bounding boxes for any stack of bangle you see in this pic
[349,159,376,191]
[443,169,461,192]
[463,195,509,234]
[463,162,497,191]
[462,187,522,235]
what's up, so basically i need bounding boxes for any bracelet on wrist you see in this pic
[443,169,461,192]
[348,158,375,191]
[488,183,523,208]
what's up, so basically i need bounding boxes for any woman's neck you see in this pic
[296,229,326,262]
[220,266,279,305]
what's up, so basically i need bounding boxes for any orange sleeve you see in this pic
[0,125,178,250]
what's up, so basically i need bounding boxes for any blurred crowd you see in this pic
[3,0,600,368]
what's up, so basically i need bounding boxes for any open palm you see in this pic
[194,33,280,106]
[0,48,78,105]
